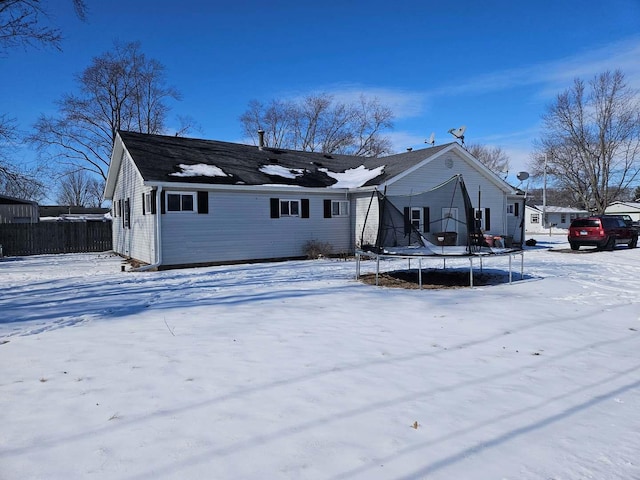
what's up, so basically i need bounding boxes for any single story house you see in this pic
[604,202,640,222]
[525,205,588,234]
[0,194,39,224]
[104,131,526,269]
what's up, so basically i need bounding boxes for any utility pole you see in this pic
[543,154,547,232]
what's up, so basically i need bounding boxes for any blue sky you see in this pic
[3,0,640,186]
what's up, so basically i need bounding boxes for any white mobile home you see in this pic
[104,131,525,269]
[604,202,640,222]
[525,205,588,234]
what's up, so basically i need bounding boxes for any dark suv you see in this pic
[568,216,638,251]
[606,214,640,233]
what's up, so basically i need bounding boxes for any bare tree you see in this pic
[1,0,86,198]
[56,169,103,207]
[0,0,87,54]
[240,93,393,157]
[531,70,640,213]
[0,113,45,199]
[29,41,188,180]
[467,144,510,174]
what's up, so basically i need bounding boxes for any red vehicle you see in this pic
[568,216,638,251]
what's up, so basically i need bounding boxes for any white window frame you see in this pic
[280,199,301,217]
[410,207,423,230]
[560,213,567,224]
[331,200,349,217]
[166,191,196,213]
[531,213,539,224]
[144,192,152,213]
[507,204,514,215]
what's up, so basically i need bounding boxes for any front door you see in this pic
[441,207,458,233]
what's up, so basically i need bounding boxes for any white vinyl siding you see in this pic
[160,190,351,266]
[390,151,513,240]
[111,151,156,264]
[353,192,379,248]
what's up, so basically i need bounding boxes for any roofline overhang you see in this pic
[142,181,351,195]
[0,194,38,206]
[103,132,124,201]
[379,143,519,194]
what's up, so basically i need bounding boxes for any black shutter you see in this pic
[142,193,146,215]
[160,192,166,214]
[324,199,332,218]
[150,190,157,214]
[124,198,130,229]
[403,207,410,235]
[301,199,310,218]
[270,198,280,218]
[197,191,209,214]
[485,208,491,230]
[423,207,430,232]
[470,208,479,231]
[514,202,519,217]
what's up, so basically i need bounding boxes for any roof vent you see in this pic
[407,147,413,152]
[323,154,333,159]
[258,129,265,150]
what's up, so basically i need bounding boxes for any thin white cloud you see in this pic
[280,83,428,120]
[432,35,640,99]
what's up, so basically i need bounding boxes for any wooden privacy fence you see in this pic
[0,222,112,256]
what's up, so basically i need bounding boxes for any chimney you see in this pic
[258,129,265,150]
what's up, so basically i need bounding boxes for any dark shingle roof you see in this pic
[119,131,454,189]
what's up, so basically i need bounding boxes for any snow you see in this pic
[1,235,639,479]
[321,164,385,188]
[170,163,229,177]
[258,164,384,188]
[259,164,305,179]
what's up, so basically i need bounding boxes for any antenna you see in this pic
[447,125,466,146]
[425,132,435,146]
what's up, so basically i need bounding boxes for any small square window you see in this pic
[166,192,196,212]
[280,200,300,217]
[331,200,349,217]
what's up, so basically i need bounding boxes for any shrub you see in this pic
[304,240,333,259]
[525,238,537,247]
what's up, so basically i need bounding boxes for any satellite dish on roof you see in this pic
[425,132,435,146]
[517,171,530,181]
[447,125,466,145]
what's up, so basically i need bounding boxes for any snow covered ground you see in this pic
[1,235,639,480]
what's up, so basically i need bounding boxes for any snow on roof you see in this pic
[259,165,305,179]
[533,205,588,213]
[320,165,385,188]
[170,164,229,177]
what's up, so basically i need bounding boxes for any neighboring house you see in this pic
[0,194,39,224]
[604,202,640,222]
[525,205,588,234]
[104,131,525,269]
[39,205,111,222]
